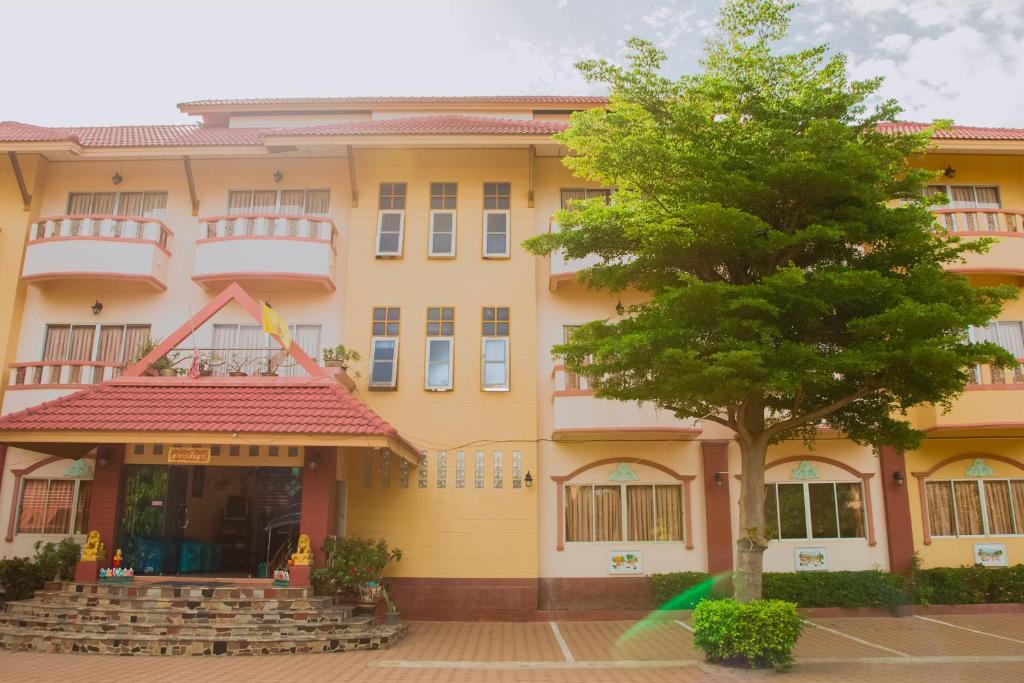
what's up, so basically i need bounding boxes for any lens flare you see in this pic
[616,572,731,648]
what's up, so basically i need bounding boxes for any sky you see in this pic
[3,0,1023,127]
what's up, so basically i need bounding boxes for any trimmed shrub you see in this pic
[913,565,1024,605]
[0,557,49,601]
[762,570,905,610]
[692,598,802,669]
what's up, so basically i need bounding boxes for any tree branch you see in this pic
[763,386,878,439]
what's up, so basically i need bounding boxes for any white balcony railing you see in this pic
[933,208,1024,234]
[968,361,1024,386]
[32,214,173,246]
[194,214,338,290]
[8,361,123,388]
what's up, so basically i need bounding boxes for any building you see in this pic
[0,100,1021,619]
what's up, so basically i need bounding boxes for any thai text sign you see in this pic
[167,446,212,465]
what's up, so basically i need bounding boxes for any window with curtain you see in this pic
[560,188,612,210]
[65,192,167,218]
[227,189,329,216]
[926,479,1024,537]
[38,323,150,384]
[923,185,1002,231]
[763,481,867,540]
[17,479,90,535]
[210,323,320,376]
[565,483,683,543]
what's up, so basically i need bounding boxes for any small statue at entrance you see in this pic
[290,534,312,566]
[112,549,123,568]
[81,530,103,562]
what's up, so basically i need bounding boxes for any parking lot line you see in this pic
[549,621,576,662]
[913,615,1024,646]
[802,620,910,657]
[673,619,693,632]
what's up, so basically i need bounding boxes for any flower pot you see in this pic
[199,370,213,377]
[260,371,278,377]
[324,360,344,368]
[159,369,176,377]
[228,371,247,377]
[386,611,400,626]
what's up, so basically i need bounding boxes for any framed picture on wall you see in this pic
[608,551,642,575]
[795,547,827,571]
[974,543,1008,567]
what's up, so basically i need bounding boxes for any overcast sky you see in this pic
[4,0,1022,127]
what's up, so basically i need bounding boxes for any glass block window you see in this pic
[400,458,410,488]
[512,451,523,489]
[380,450,392,488]
[418,452,428,489]
[362,449,373,489]
[475,451,485,489]
[455,451,465,488]
[437,450,447,489]
[493,451,504,489]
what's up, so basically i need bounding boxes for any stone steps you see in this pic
[30,590,334,612]
[0,624,407,656]
[0,613,375,637]
[46,581,317,601]
[4,600,356,625]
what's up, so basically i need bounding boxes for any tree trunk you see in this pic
[734,436,770,602]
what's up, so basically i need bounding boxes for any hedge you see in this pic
[913,565,1024,605]
[692,598,802,669]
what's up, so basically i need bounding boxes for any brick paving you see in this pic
[0,615,1022,682]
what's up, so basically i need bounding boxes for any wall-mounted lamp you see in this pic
[97,452,109,468]
[943,165,956,179]
[714,471,726,487]
[111,172,123,185]
[307,453,319,471]
[91,300,104,315]
[273,170,284,183]
[615,300,625,316]
[892,470,905,486]
[524,471,533,488]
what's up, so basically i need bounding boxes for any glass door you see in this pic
[118,465,169,575]
[160,466,191,574]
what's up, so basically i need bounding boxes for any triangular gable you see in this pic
[124,282,325,378]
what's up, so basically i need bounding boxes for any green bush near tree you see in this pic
[0,538,80,601]
[692,598,802,669]
[762,570,905,610]
[912,565,1024,605]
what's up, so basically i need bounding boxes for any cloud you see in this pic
[878,33,913,53]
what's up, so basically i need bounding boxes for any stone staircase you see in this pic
[0,581,406,655]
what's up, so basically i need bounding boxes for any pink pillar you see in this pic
[701,441,734,575]
[299,446,337,566]
[74,444,124,580]
[878,445,915,574]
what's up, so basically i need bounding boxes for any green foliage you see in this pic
[762,570,904,610]
[911,565,1024,605]
[311,536,402,596]
[0,537,80,600]
[692,598,802,669]
[651,571,730,607]
[32,538,80,582]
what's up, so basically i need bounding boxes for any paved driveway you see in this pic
[1,614,1023,682]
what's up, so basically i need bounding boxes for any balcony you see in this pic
[933,208,1024,276]
[22,215,172,290]
[911,361,1024,435]
[3,361,122,416]
[550,365,703,440]
[193,214,337,291]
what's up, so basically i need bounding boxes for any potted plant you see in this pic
[322,344,361,370]
[312,537,402,621]
[225,353,249,377]
[381,586,400,625]
[152,351,182,377]
[197,354,214,377]
[259,357,279,377]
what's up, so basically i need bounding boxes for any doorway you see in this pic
[117,465,302,576]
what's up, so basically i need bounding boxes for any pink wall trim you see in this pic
[4,455,64,542]
[924,421,1024,432]
[196,235,333,245]
[27,235,172,256]
[35,214,174,236]
[21,272,166,291]
[551,457,697,551]
[191,272,335,291]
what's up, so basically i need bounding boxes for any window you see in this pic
[481,307,510,391]
[565,484,683,542]
[560,188,612,210]
[17,479,91,535]
[27,323,151,385]
[926,479,1024,537]
[429,183,457,257]
[483,182,510,258]
[226,189,330,216]
[968,322,1024,384]
[425,307,454,391]
[561,325,586,391]
[763,481,866,540]
[924,185,1008,232]
[376,183,407,257]
[67,192,168,218]
[369,307,401,389]
[210,323,321,377]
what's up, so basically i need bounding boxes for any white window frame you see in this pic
[482,210,510,258]
[429,209,457,257]
[424,337,454,391]
[765,480,868,542]
[224,188,331,215]
[564,482,685,544]
[369,337,400,389]
[16,477,90,536]
[481,337,509,391]
[376,210,406,257]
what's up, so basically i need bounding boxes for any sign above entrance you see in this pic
[167,446,212,465]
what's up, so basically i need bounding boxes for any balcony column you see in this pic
[878,445,915,574]
[701,440,734,575]
[296,446,338,586]
[75,444,125,582]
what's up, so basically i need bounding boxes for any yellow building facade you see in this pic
[0,101,1021,617]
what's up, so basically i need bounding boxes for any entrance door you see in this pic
[160,466,191,575]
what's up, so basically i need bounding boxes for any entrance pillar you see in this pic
[299,446,337,568]
[701,440,734,575]
[878,445,915,574]
[75,444,125,581]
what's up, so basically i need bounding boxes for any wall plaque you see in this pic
[167,446,212,465]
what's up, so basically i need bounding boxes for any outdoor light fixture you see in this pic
[91,300,103,315]
[524,471,533,488]
[714,471,725,487]
[615,300,625,316]
[111,171,123,185]
[308,453,319,471]
[273,169,283,183]
[893,470,905,486]
[944,165,956,178]
[97,452,108,468]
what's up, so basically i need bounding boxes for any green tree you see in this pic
[525,0,1016,601]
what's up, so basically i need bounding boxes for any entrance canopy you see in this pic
[0,375,420,462]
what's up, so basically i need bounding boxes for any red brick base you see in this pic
[538,577,651,611]
[290,564,311,588]
[74,560,98,583]
[383,577,538,621]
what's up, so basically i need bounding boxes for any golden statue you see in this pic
[290,534,312,566]
[81,530,102,561]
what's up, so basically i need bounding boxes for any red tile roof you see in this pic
[269,115,568,137]
[178,95,608,108]
[876,121,1024,141]
[0,376,399,435]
